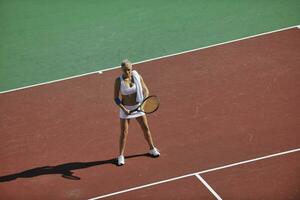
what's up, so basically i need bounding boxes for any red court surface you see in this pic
[201,152,300,199]
[98,152,300,200]
[0,28,300,199]
[104,176,216,200]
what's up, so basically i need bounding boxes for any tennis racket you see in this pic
[129,95,160,114]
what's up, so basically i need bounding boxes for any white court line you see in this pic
[0,71,99,94]
[1,24,299,95]
[87,148,300,200]
[195,174,222,200]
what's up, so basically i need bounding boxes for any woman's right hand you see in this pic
[123,108,130,115]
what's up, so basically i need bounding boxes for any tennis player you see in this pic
[114,59,160,166]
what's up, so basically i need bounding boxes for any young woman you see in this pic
[114,59,160,166]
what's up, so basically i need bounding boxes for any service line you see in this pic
[88,148,300,199]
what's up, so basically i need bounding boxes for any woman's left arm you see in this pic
[140,76,149,98]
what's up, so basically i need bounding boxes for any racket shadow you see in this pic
[0,153,151,182]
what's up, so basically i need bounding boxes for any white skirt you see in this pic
[120,104,145,119]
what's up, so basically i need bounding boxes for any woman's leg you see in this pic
[119,118,130,155]
[136,115,155,149]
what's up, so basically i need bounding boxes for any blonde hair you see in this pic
[121,59,132,67]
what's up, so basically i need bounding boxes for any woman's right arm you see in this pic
[114,78,129,114]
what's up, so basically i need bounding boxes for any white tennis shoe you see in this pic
[149,147,160,157]
[117,155,125,166]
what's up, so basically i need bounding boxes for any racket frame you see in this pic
[129,95,160,114]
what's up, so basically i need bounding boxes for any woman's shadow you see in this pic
[0,153,151,182]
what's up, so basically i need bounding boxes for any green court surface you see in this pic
[0,0,299,92]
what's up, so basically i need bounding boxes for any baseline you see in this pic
[1,25,299,94]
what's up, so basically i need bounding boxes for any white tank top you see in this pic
[120,76,137,95]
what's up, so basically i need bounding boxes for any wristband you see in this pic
[114,97,122,105]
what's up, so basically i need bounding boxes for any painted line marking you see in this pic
[0,71,97,94]
[195,174,222,200]
[87,148,300,200]
[1,24,299,94]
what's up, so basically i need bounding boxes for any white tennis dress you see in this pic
[119,72,145,119]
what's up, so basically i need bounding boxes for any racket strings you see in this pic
[141,97,159,113]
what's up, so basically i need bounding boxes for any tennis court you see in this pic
[1,1,300,200]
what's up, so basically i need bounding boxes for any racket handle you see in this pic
[129,107,140,114]
[129,109,136,114]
